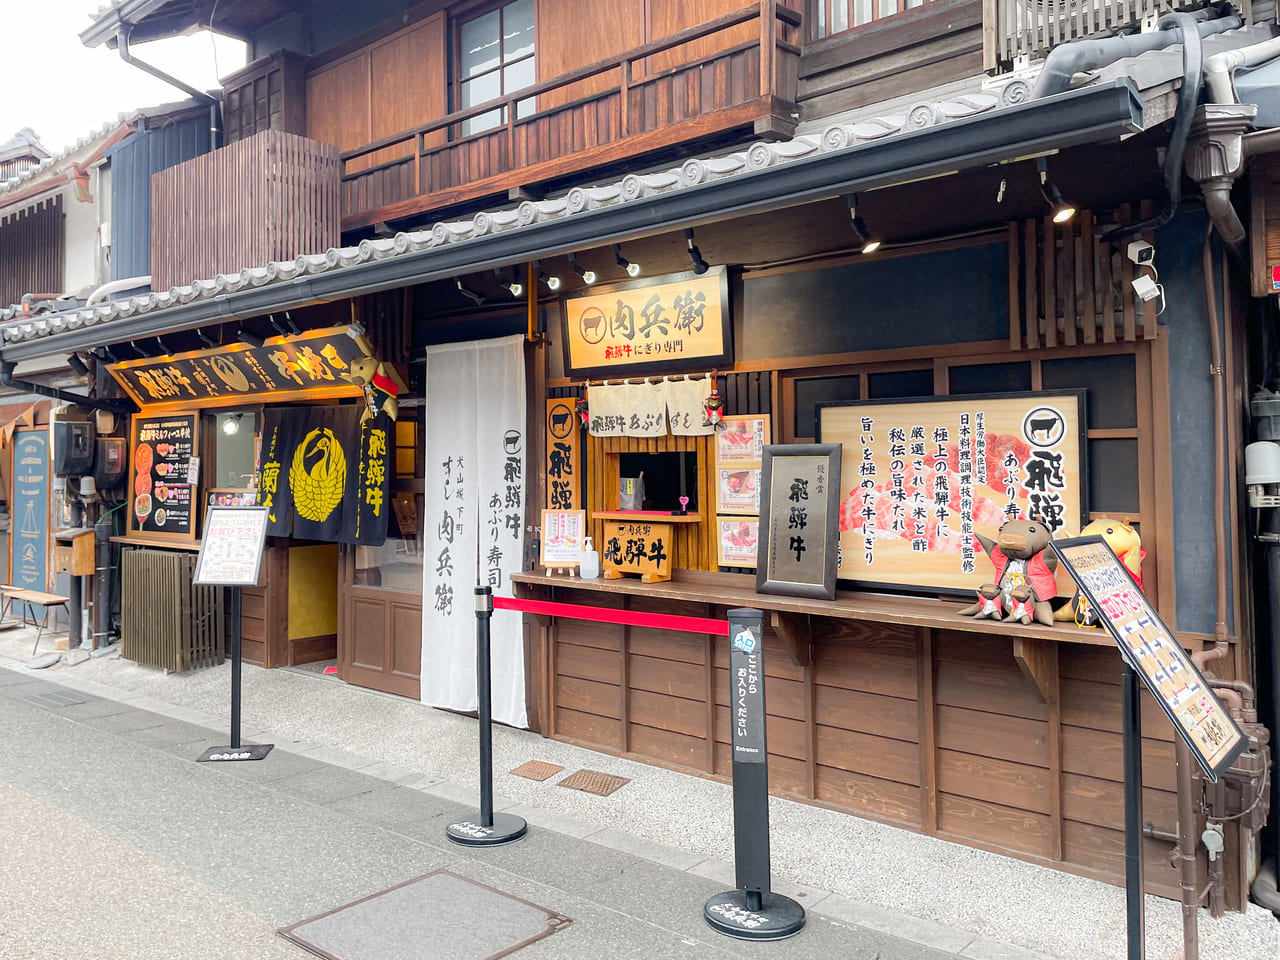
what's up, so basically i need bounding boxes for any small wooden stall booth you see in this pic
[107,323,407,671]
[510,200,1254,907]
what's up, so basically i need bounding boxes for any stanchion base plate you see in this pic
[445,812,528,847]
[197,744,274,762]
[704,890,806,941]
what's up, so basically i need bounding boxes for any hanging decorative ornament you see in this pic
[702,371,725,429]
[576,387,590,427]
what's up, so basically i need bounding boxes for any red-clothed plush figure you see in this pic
[958,518,1058,626]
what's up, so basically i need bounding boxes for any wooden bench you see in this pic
[2,589,71,653]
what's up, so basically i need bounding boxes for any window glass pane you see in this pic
[832,0,849,32]
[461,74,503,135]
[868,369,933,399]
[503,0,535,59]
[516,94,537,120]
[798,375,859,440]
[853,0,872,26]
[354,503,424,592]
[1087,439,1139,513]
[816,0,828,37]
[1041,354,1137,429]
[215,412,257,488]
[948,362,1032,395]
[879,0,897,17]
[504,57,535,95]
[461,10,500,78]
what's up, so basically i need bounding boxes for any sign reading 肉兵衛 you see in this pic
[107,325,369,412]
[561,267,731,378]
[1050,536,1247,781]
[817,391,1086,594]
[193,506,269,586]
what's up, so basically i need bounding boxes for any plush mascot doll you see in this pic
[958,518,1058,626]
[702,383,725,429]
[1054,518,1145,626]
[342,357,399,423]
[576,392,590,428]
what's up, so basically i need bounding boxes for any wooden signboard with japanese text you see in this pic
[561,267,731,378]
[817,392,1085,594]
[107,325,368,412]
[1051,536,1247,780]
[545,398,580,510]
[129,413,199,542]
[601,519,673,583]
[757,444,840,600]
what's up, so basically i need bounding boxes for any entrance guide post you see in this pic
[704,608,805,941]
[1050,536,1248,960]
[192,505,273,762]
[446,585,528,846]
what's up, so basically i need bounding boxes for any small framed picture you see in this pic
[756,444,841,600]
[540,509,586,568]
[717,516,759,567]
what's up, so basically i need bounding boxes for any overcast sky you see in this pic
[4,2,247,155]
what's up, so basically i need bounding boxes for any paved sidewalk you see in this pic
[0,630,1276,960]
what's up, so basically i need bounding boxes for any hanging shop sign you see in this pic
[107,325,369,412]
[757,444,841,600]
[129,414,198,542]
[545,398,580,510]
[256,405,391,546]
[10,427,50,604]
[193,506,270,587]
[561,267,731,379]
[1051,536,1248,780]
[817,391,1086,594]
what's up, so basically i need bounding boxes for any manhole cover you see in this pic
[557,769,630,797]
[279,869,571,960]
[510,760,564,782]
[21,690,88,707]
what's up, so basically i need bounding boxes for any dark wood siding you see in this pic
[0,195,64,306]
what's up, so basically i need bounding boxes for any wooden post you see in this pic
[760,0,778,100]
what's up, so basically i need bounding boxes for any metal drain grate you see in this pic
[510,760,565,782]
[21,690,89,708]
[557,769,631,797]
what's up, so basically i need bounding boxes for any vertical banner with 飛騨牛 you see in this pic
[545,398,580,510]
[255,405,390,545]
[421,335,527,729]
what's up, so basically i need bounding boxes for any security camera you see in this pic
[1127,240,1155,265]
[1131,275,1161,302]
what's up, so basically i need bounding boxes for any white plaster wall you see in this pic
[62,183,102,297]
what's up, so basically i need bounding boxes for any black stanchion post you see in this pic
[704,608,805,941]
[196,582,272,761]
[446,585,527,847]
[1122,659,1146,960]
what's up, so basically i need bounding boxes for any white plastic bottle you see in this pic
[579,536,600,579]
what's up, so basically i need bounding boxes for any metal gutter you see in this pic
[0,78,1143,363]
[79,0,174,48]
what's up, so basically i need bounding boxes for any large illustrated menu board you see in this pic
[817,391,1085,593]
[129,414,199,541]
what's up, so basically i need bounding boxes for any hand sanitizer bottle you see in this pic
[579,536,600,579]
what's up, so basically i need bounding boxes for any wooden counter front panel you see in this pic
[538,585,1186,897]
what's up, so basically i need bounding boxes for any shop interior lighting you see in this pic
[236,327,266,348]
[685,229,710,275]
[614,244,641,278]
[222,413,243,436]
[844,195,881,254]
[495,268,524,298]
[533,260,562,292]
[455,278,486,306]
[66,353,89,377]
[569,253,597,285]
[1037,157,1076,224]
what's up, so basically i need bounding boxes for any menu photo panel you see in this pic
[129,413,200,542]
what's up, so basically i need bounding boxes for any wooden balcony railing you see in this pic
[986,0,1252,68]
[150,130,340,291]
[339,1,803,231]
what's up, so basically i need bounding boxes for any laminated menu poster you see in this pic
[817,391,1085,594]
[130,414,198,541]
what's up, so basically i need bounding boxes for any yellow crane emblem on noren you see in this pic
[289,428,347,521]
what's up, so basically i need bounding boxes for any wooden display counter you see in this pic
[511,568,1189,899]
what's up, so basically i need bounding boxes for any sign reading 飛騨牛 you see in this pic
[1051,536,1247,781]
[757,445,841,601]
[545,398,580,510]
[817,391,1085,594]
[561,267,731,378]
[601,521,672,583]
[107,325,368,411]
[193,506,270,586]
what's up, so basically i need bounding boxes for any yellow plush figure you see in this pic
[1054,518,1145,625]
[342,357,399,423]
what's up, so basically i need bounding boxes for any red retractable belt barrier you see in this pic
[494,595,728,636]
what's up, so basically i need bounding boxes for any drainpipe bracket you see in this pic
[1185,103,1258,181]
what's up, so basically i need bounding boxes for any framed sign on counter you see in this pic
[817,391,1086,594]
[561,267,731,379]
[540,509,586,569]
[756,444,841,600]
[129,413,199,543]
